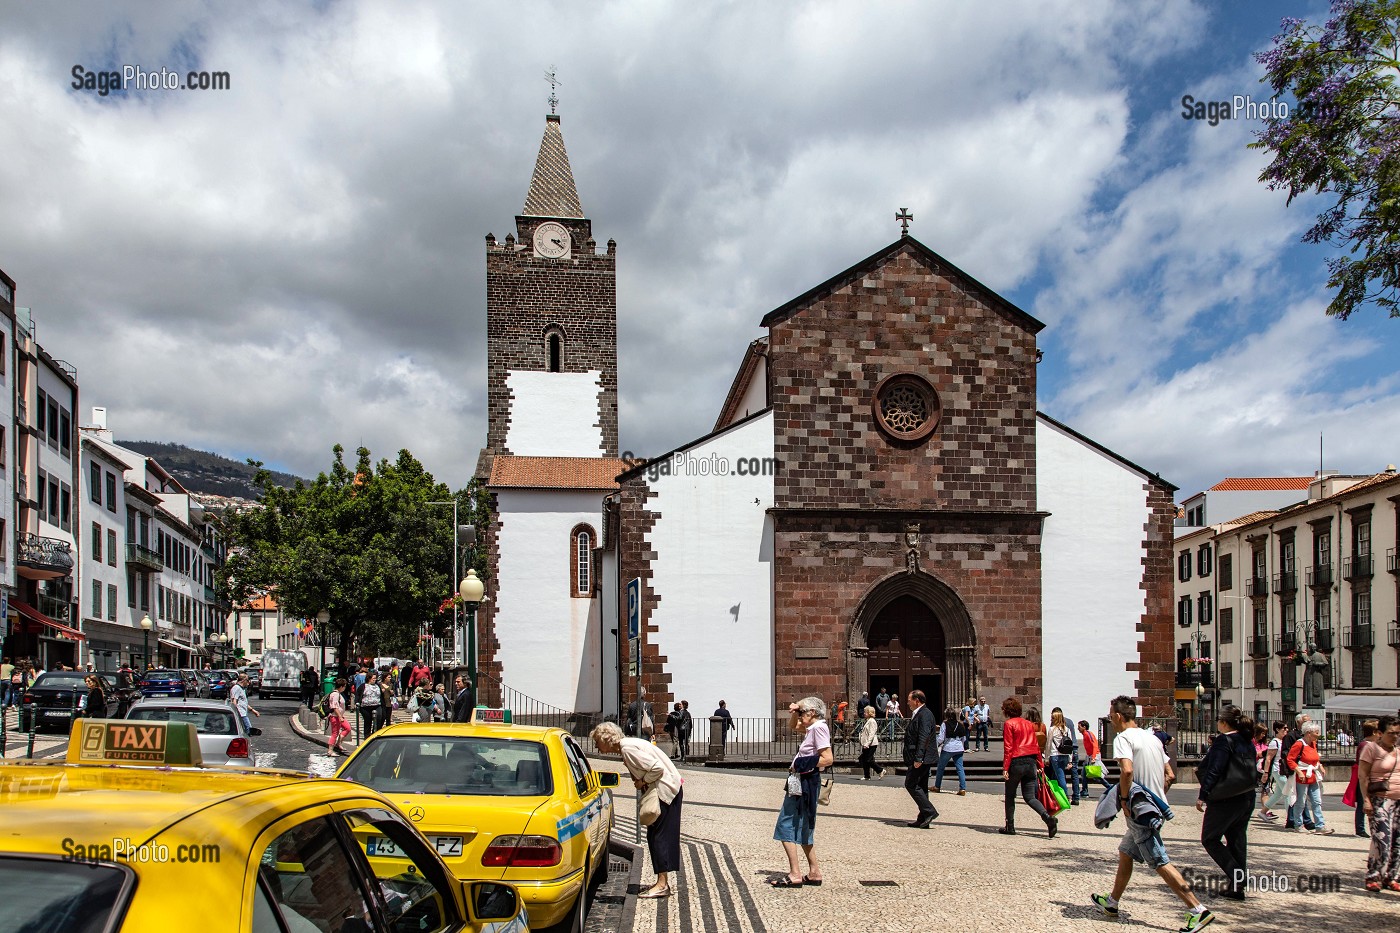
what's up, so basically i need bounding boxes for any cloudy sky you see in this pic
[2,0,1396,499]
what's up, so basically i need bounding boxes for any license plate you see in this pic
[43,710,70,717]
[366,835,462,858]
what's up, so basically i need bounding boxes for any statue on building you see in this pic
[1303,648,1328,707]
[904,523,921,575]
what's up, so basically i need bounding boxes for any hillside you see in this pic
[116,441,303,499]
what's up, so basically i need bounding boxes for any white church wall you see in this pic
[1038,417,1151,731]
[732,357,768,424]
[599,548,620,717]
[505,371,605,456]
[494,488,606,712]
[646,413,776,739]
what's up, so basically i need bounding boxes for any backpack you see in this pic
[1055,725,1076,755]
[317,693,333,718]
[1277,733,1299,775]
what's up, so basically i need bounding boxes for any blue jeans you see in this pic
[935,750,965,790]
[1287,778,1315,827]
[1071,757,1087,801]
[0,683,8,707]
[1296,782,1324,829]
[974,722,989,750]
[1047,754,1071,801]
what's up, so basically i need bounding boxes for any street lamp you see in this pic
[428,499,475,669]
[140,615,153,670]
[459,569,485,698]
[317,609,330,694]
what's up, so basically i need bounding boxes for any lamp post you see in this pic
[140,615,153,670]
[316,609,330,693]
[428,499,475,668]
[459,569,484,698]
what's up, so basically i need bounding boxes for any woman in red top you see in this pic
[1079,719,1113,792]
[1287,723,1333,835]
[1000,697,1056,837]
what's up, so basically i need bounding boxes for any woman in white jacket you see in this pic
[857,705,885,780]
[592,720,683,898]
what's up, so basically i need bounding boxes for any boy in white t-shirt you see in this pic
[1091,696,1215,933]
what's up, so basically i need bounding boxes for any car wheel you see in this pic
[594,843,610,885]
[540,860,589,933]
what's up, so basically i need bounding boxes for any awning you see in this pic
[1326,693,1400,715]
[11,599,86,641]
[158,638,192,653]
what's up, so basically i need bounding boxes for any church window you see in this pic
[546,329,564,373]
[570,524,596,596]
[872,373,940,441]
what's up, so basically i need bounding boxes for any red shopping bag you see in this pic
[1037,771,1063,815]
[1342,763,1358,808]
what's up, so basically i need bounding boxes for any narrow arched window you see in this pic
[548,333,563,372]
[571,524,596,596]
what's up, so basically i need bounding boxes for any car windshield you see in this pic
[341,736,553,796]
[33,673,87,689]
[128,707,238,735]
[143,670,180,680]
[0,856,130,933]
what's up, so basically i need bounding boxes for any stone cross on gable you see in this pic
[545,67,560,115]
[896,207,913,236]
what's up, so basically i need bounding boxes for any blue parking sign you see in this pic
[626,578,640,640]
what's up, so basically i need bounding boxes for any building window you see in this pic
[251,615,262,630]
[47,478,59,525]
[1220,662,1233,690]
[1353,651,1373,689]
[1178,550,1192,582]
[1197,543,1212,577]
[1198,592,1212,624]
[107,529,117,567]
[1219,553,1232,590]
[91,522,102,563]
[59,408,71,458]
[1253,659,1270,689]
[1177,595,1192,627]
[250,639,263,655]
[106,472,117,512]
[127,570,137,608]
[107,584,117,621]
[139,574,148,611]
[0,426,4,468]
[1355,519,1372,557]
[92,579,102,619]
[47,397,58,447]
[90,462,102,502]
[60,483,71,531]
[570,524,596,596]
[1353,584,1371,628]
[1219,608,1233,643]
[546,330,563,372]
[37,388,46,435]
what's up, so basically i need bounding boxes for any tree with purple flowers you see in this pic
[1251,0,1400,319]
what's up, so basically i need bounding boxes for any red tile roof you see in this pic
[1209,477,1312,492]
[489,456,630,490]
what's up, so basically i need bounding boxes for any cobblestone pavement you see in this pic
[1,707,71,758]
[615,764,1400,933]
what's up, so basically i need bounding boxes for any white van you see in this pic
[258,649,307,699]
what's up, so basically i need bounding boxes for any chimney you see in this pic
[92,407,107,429]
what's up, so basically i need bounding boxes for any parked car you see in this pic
[125,697,255,767]
[19,671,123,733]
[138,669,191,698]
[196,669,233,699]
[178,669,202,696]
[100,669,143,716]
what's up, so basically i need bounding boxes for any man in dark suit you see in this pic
[451,674,475,722]
[902,689,939,828]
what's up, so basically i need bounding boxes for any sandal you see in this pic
[803,876,823,886]
[769,877,804,888]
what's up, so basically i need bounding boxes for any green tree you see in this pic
[217,445,489,667]
[1252,1,1400,319]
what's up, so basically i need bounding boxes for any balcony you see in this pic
[125,543,164,573]
[16,533,74,579]
[1344,624,1375,650]
[1176,668,1215,688]
[1248,577,1269,597]
[1344,554,1373,580]
[1306,564,1333,587]
[1389,623,1400,648]
[1274,629,1298,655]
[1388,548,1399,574]
[1248,635,1271,658]
[35,594,71,622]
[1313,626,1335,653]
[1272,571,1297,594]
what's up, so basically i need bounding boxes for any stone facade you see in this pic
[1134,483,1180,719]
[617,477,667,707]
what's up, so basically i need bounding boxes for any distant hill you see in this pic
[116,441,303,499]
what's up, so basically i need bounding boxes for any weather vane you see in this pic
[896,207,913,236]
[545,67,560,115]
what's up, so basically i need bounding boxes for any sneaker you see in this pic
[957,790,966,796]
[1258,812,1278,822]
[1312,827,1334,835]
[1090,893,1119,917]
[1284,822,1296,829]
[1180,908,1215,932]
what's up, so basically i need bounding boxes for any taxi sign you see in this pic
[66,719,204,766]
[469,707,513,725]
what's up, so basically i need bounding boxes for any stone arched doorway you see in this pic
[848,571,976,714]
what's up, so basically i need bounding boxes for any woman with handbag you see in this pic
[771,697,833,888]
[1046,708,1076,805]
[1358,714,1400,892]
[1195,706,1257,900]
[590,720,683,899]
[1287,723,1333,835]
[856,705,885,780]
[999,697,1056,837]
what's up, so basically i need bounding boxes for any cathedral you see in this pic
[476,114,1177,734]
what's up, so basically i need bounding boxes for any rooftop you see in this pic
[488,456,630,490]
[1207,477,1312,492]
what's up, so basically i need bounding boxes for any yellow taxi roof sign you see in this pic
[470,707,513,724]
[66,719,204,767]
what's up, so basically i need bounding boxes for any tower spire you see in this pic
[522,114,584,218]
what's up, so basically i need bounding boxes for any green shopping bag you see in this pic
[1048,777,1071,810]
[1085,763,1105,779]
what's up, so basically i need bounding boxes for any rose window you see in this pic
[872,374,940,441]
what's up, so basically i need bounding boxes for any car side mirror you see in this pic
[465,881,520,922]
[597,771,620,788]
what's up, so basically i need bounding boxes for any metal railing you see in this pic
[1248,577,1269,597]
[125,543,164,572]
[1344,624,1375,650]
[1273,571,1297,594]
[17,533,73,572]
[1388,548,1398,574]
[1306,564,1332,587]
[1248,635,1271,658]
[1344,554,1373,580]
[1389,623,1400,648]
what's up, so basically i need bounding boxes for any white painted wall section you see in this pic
[1038,416,1151,730]
[494,488,606,712]
[645,413,775,738]
[506,370,604,456]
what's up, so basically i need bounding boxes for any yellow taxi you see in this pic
[336,710,618,933]
[0,719,527,933]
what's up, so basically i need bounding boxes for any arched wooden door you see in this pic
[865,595,946,712]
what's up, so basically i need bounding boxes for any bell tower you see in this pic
[478,114,618,479]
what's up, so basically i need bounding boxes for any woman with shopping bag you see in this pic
[1079,719,1114,794]
[590,720,682,899]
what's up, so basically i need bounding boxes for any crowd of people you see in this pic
[313,659,476,756]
